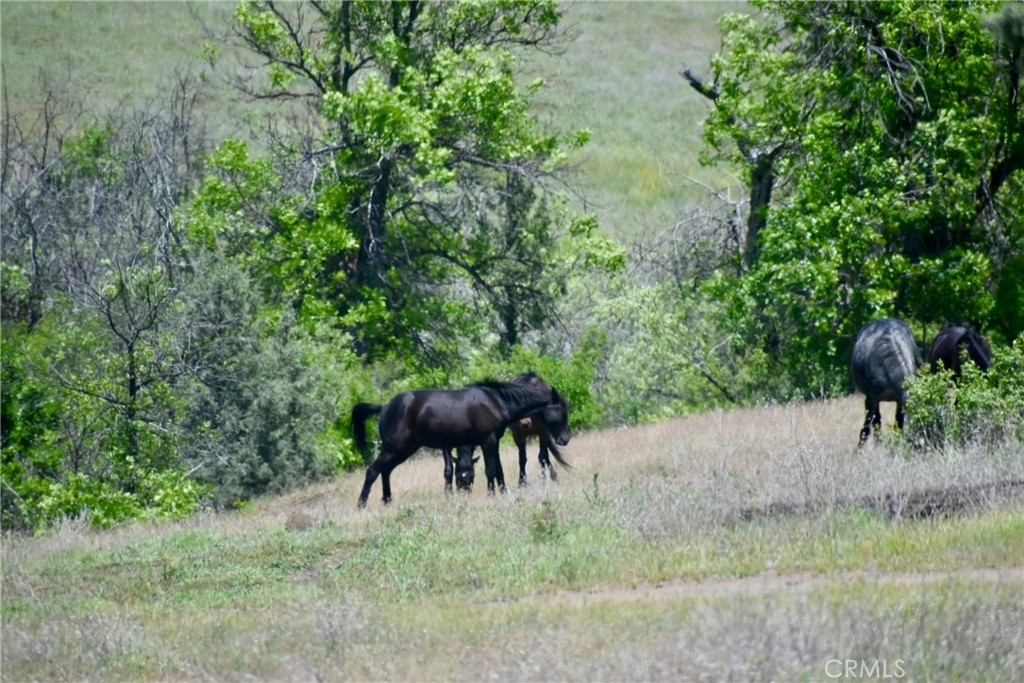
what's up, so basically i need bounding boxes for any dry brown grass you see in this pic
[4,397,1023,682]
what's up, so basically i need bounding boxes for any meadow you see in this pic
[4,397,1023,680]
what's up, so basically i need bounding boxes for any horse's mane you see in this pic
[468,377,556,408]
[469,378,513,391]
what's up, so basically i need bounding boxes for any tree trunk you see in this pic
[357,157,393,288]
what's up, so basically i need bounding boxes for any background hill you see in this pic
[2,0,741,239]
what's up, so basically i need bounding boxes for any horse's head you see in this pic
[454,447,478,491]
[540,388,571,446]
[962,328,993,371]
[512,372,570,446]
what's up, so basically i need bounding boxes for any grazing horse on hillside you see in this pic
[443,445,478,493]
[351,378,570,507]
[508,372,572,486]
[452,372,573,490]
[928,325,992,377]
[851,317,923,446]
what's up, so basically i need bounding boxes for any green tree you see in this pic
[0,79,214,529]
[687,0,1024,392]
[213,0,595,361]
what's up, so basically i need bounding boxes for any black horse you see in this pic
[851,317,923,446]
[508,372,571,486]
[352,378,570,507]
[453,372,573,490]
[443,445,478,493]
[928,324,992,377]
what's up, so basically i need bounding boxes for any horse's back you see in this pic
[851,318,921,400]
[929,325,992,374]
[379,386,505,450]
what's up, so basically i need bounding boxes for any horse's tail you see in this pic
[547,439,572,470]
[351,402,383,453]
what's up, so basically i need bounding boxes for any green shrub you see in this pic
[8,466,210,532]
[905,336,1024,448]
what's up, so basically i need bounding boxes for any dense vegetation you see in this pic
[3,0,1022,532]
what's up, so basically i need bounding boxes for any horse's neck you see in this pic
[498,385,550,421]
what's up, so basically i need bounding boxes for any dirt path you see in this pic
[528,566,1023,605]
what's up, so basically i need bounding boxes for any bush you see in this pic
[905,336,1024,449]
[186,308,365,507]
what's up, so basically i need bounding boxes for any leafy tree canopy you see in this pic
[695,0,1023,392]
[205,0,614,362]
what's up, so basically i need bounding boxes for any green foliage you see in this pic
[601,279,794,423]
[175,256,367,506]
[18,469,210,531]
[1,325,62,530]
[905,336,1024,448]
[994,257,1024,343]
[187,139,359,328]
[701,0,1023,396]
[1,309,213,532]
[226,0,602,365]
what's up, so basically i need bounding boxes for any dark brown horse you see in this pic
[508,372,571,486]
[352,378,569,507]
[928,325,992,377]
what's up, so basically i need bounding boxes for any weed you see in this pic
[530,499,561,542]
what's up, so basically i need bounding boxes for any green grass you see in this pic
[526,1,747,237]
[4,470,1022,678]
[4,505,1022,680]
[1,2,223,108]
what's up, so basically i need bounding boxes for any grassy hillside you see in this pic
[525,1,745,236]
[4,397,1023,680]
[1,1,266,142]
[1,0,741,239]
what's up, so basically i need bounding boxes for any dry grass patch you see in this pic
[4,397,1022,681]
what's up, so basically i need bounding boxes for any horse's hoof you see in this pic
[357,498,368,509]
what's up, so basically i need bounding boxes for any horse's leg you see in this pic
[483,435,506,495]
[380,446,420,505]
[482,441,498,494]
[358,456,387,508]
[359,446,417,507]
[443,448,454,494]
[895,397,906,431]
[858,397,878,447]
[515,432,528,488]
[539,438,557,482]
[380,466,393,504]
